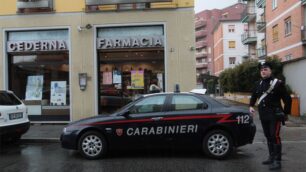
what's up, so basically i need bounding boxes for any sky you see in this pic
[194,0,238,13]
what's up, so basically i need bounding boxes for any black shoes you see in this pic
[269,161,281,170]
[262,157,273,165]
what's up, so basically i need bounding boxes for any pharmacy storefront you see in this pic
[5,29,70,121]
[96,25,165,114]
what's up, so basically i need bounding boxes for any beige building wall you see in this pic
[0,9,196,121]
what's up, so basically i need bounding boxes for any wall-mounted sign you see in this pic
[97,36,164,49]
[7,40,68,52]
[86,0,172,5]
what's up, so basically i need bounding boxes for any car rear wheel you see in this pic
[78,131,107,160]
[203,130,233,159]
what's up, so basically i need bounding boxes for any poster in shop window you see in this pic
[103,72,113,85]
[25,75,44,100]
[50,81,67,106]
[131,70,144,89]
[113,70,122,84]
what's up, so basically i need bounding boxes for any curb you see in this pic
[20,138,60,144]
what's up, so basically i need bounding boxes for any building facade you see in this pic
[211,3,247,76]
[264,0,306,116]
[195,9,222,78]
[241,0,266,60]
[0,0,196,122]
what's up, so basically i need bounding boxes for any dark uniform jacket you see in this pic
[249,77,292,121]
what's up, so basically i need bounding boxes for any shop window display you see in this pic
[8,53,70,121]
[98,50,164,114]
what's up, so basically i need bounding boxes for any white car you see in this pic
[0,90,30,142]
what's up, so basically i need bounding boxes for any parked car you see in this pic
[61,90,256,159]
[0,90,30,142]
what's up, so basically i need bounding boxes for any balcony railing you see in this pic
[196,62,208,69]
[195,30,207,38]
[196,41,207,49]
[256,0,266,8]
[85,0,172,11]
[256,17,266,32]
[241,6,256,23]
[241,31,257,44]
[195,20,207,29]
[257,46,266,59]
[196,52,208,59]
[301,27,306,44]
[17,0,54,13]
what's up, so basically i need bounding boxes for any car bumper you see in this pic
[60,131,79,150]
[0,121,30,138]
[237,123,256,147]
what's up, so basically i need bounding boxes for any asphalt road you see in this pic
[1,99,306,172]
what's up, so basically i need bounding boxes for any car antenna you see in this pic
[174,84,180,93]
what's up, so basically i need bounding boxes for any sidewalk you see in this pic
[21,124,66,143]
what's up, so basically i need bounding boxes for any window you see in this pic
[285,17,292,36]
[0,92,22,106]
[228,41,236,49]
[229,57,236,65]
[130,96,166,114]
[285,54,292,61]
[272,0,278,10]
[171,95,206,111]
[228,25,235,33]
[244,24,249,31]
[272,25,279,42]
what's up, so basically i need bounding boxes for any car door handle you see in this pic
[151,117,163,121]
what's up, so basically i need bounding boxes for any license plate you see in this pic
[9,113,23,120]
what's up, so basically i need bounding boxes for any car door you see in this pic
[111,95,169,149]
[163,94,212,147]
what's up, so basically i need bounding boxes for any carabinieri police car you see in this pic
[61,90,256,160]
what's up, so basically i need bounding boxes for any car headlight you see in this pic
[63,127,74,134]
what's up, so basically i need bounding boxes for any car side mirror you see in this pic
[203,103,208,109]
[122,110,130,118]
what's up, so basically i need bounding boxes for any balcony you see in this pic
[302,0,306,6]
[196,41,207,49]
[195,30,207,38]
[241,31,257,44]
[257,46,267,59]
[17,0,54,14]
[196,52,208,59]
[256,0,266,8]
[85,0,172,11]
[301,27,306,44]
[195,20,207,29]
[256,17,266,32]
[241,6,256,23]
[196,63,208,69]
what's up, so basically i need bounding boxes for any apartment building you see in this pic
[241,0,266,60]
[0,0,196,122]
[264,0,306,116]
[212,3,247,76]
[195,10,222,77]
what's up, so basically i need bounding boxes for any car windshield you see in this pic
[0,92,22,106]
[111,96,143,115]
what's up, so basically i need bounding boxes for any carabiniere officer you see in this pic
[249,61,292,171]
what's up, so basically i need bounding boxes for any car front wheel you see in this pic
[78,131,107,160]
[203,130,233,159]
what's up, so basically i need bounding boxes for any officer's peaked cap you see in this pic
[258,61,273,70]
